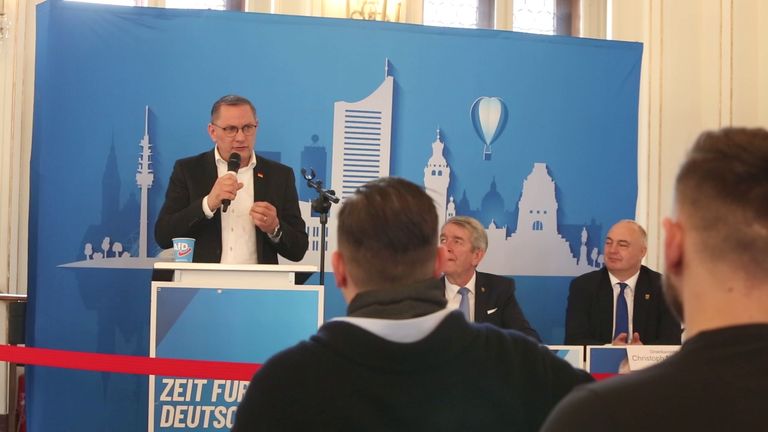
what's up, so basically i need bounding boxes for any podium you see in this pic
[148,263,322,431]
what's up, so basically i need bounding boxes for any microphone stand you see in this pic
[301,168,339,285]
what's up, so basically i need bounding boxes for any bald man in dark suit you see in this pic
[564,220,680,345]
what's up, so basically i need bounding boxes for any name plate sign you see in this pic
[626,345,680,371]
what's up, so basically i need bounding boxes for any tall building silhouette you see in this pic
[286,65,395,267]
[135,106,154,259]
[62,105,159,268]
[517,163,557,233]
[423,128,451,229]
[330,65,394,203]
[102,142,120,224]
[479,163,596,276]
[326,64,395,257]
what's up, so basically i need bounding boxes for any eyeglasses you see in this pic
[211,123,258,137]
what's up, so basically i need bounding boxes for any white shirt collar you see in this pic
[444,271,477,297]
[608,269,640,291]
[214,147,257,170]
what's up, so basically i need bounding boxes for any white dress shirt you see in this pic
[444,272,477,322]
[608,270,640,341]
[202,148,258,264]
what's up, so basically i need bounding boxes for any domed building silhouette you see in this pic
[479,178,506,228]
[424,144,598,276]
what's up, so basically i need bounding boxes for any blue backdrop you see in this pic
[28,1,641,430]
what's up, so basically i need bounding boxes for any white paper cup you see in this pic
[172,237,195,262]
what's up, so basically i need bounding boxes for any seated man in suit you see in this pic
[543,128,768,432]
[440,216,541,341]
[564,220,680,345]
[233,177,591,431]
[155,94,308,265]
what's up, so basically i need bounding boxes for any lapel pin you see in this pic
[645,293,650,300]
[257,172,264,178]
[481,287,486,293]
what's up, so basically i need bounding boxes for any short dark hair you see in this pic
[210,94,256,121]
[337,177,439,291]
[675,127,768,276]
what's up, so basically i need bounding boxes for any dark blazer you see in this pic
[444,272,541,342]
[564,266,681,345]
[154,150,308,264]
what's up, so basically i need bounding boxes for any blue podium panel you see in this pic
[587,346,629,374]
[148,283,323,431]
[547,345,585,370]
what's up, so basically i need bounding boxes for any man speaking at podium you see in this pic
[155,94,308,264]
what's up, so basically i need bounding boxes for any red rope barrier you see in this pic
[0,345,618,383]
[591,373,618,381]
[0,345,260,381]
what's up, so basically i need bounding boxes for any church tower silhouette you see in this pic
[423,128,451,229]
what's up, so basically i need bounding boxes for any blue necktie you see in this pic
[614,282,629,339]
[458,287,470,321]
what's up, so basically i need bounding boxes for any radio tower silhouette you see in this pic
[135,106,154,258]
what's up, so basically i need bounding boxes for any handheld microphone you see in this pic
[222,152,242,213]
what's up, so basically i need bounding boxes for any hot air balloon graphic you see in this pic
[470,96,508,161]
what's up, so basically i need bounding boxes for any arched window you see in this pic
[65,0,239,9]
[165,0,229,8]
[513,0,556,35]
[423,0,493,29]
[532,220,543,231]
[423,0,573,35]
